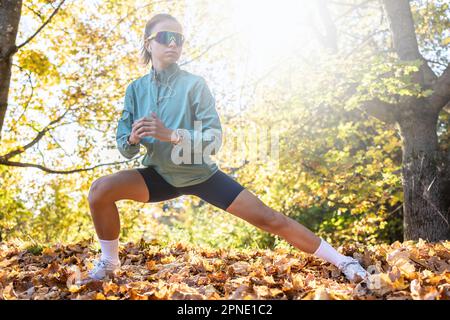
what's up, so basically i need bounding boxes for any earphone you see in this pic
[148,62,178,109]
[156,69,177,103]
[146,42,178,106]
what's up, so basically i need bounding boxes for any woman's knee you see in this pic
[259,205,286,231]
[88,177,114,206]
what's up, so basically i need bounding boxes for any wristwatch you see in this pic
[172,128,188,145]
[126,135,138,146]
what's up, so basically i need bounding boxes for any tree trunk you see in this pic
[0,0,22,140]
[382,0,449,241]
[398,107,450,241]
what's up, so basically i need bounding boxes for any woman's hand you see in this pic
[131,112,175,143]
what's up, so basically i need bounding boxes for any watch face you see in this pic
[177,129,187,138]
[178,130,186,141]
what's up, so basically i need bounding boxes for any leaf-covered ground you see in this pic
[0,238,449,300]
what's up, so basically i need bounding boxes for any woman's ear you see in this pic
[145,40,151,54]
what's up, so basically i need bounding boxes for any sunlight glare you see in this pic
[230,0,310,72]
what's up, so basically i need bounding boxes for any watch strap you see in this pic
[126,135,138,146]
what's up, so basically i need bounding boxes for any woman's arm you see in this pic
[116,84,140,159]
[185,76,223,156]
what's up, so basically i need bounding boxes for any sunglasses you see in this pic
[147,31,185,47]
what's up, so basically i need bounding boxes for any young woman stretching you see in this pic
[87,13,368,283]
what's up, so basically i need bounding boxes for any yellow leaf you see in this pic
[68,285,81,293]
[443,37,450,46]
[94,292,106,300]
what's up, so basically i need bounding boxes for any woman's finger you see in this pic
[135,127,147,136]
[137,127,157,137]
[134,117,146,125]
[133,118,152,128]
[138,132,150,138]
[132,122,143,130]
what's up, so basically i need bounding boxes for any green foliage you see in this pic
[26,243,44,256]
[29,179,92,244]
[154,200,278,250]
[220,52,406,247]
[17,49,61,85]
[0,166,33,242]
[2,0,448,250]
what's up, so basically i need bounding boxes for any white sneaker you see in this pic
[337,257,368,283]
[87,259,121,281]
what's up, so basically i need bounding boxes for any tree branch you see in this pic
[10,63,35,129]
[359,98,398,124]
[0,156,143,174]
[381,0,437,85]
[333,0,375,22]
[345,82,399,124]
[15,0,66,51]
[382,0,422,61]
[429,63,450,113]
[313,0,338,52]
[1,0,66,68]
[180,32,240,66]
[1,105,72,160]
[23,3,44,21]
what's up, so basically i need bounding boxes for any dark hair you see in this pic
[140,13,181,66]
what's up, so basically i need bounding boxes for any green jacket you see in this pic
[116,62,222,187]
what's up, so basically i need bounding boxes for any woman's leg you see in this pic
[183,170,322,253]
[225,189,369,281]
[88,169,149,240]
[225,189,321,253]
[86,167,180,280]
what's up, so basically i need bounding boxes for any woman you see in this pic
[87,13,368,283]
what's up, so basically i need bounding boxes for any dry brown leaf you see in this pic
[0,239,448,300]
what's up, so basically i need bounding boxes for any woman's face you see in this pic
[146,19,183,68]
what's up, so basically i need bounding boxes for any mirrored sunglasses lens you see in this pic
[156,32,183,46]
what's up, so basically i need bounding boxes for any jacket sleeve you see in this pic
[186,77,222,156]
[116,84,140,159]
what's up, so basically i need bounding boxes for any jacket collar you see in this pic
[149,62,180,83]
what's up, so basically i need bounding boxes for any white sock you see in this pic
[313,238,351,267]
[98,237,120,265]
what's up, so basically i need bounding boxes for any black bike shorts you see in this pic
[135,167,245,211]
